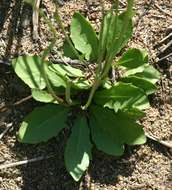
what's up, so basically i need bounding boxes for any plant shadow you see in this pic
[10,127,80,190]
[0,0,33,61]
[88,146,139,186]
[0,0,11,32]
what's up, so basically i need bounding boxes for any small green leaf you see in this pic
[107,12,133,54]
[24,0,34,6]
[31,89,57,103]
[12,55,46,89]
[50,64,84,78]
[120,76,157,95]
[46,67,67,88]
[94,82,149,111]
[65,116,92,181]
[72,78,91,90]
[98,11,112,61]
[124,65,146,76]
[102,79,112,89]
[89,106,146,156]
[122,64,161,84]
[63,40,78,59]
[123,108,145,120]
[70,12,98,61]
[117,48,148,69]
[134,65,161,84]
[18,105,69,143]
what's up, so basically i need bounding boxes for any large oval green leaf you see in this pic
[70,12,98,61]
[89,106,146,156]
[12,55,46,89]
[18,105,69,143]
[65,116,92,181]
[94,82,149,111]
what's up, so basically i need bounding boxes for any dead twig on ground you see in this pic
[32,0,64,40]
[0,57,89,67]
[0,123,13,140]
[0,155,54,170]
[145,132,172,149]
[158,33,172,45]
[154,4,172,18]
[159,40,172,54]
[157,52,172,62]
[0,60,11,66]
[0,95,32,113]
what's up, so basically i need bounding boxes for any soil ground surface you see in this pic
[0,0,172,189]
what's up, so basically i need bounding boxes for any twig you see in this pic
[0,155,54,170]
[157,52,172,62]
[54,57,89,66]
[13,95,32,106]
[0,57,89,67]
[0,95,32,113]
[145,132,172,149]
[0,60,11,66]
[0,123,13,140]
[158,32,172,45]
[159,39,172,54]
[32,0,41,40]
[154,4,172,17]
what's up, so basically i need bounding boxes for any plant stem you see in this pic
[83,0,134,109]
[65,80,73,105]
[39,9,58,38]
[83,1,108,110]
[40,9,64,104]
[54,5,83,63]
[82,77,101,110]
[101,0,134,79]
[41,40,64,104]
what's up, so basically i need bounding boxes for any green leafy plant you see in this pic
[12,0,160,181]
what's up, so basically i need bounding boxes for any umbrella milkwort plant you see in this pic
[12,0,160,181]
